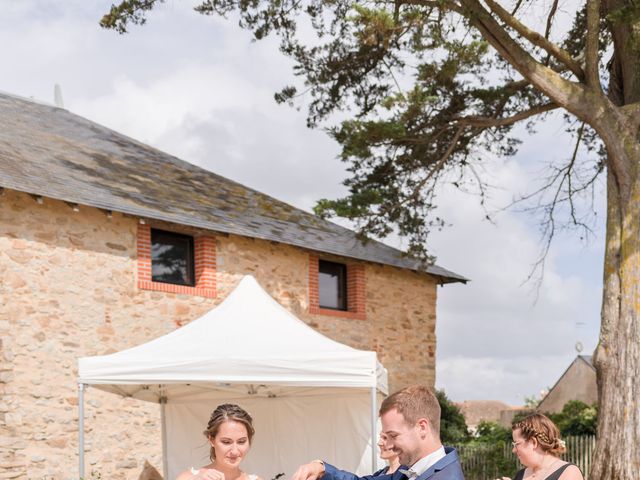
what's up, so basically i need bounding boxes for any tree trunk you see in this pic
[592,156,640,478]
[591,4,640,477]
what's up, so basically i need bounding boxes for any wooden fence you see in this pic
[563,435,596,478]
[453,435,596,480]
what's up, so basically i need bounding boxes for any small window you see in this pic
[151,229,195,286]
[319,260,347,310]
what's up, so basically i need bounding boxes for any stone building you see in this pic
[536,355,597,414]
[456,400,520,433]
[0,92,465,479]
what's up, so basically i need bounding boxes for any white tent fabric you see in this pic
[77,276,388,480]
[165,390,385,480]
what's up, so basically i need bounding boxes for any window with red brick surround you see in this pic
[308,254,366,320]
[137,224,216,298]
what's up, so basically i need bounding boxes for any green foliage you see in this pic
[457,422,517,480]
[523,394,542,409]
[100,0,164,33]
[473,420,512,444]
[98,1,630,264]
[511,408,535,425]
[436,390,470,444]
[606,1,640,26]
[546,400,598,436]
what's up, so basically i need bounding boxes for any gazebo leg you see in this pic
[371,386,377,471]
[160,394,168,480]
[78,383,86,479]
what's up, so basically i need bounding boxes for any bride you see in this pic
[177,403,263,480]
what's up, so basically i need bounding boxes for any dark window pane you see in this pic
[319,260,347,310]
[151,229,195,286]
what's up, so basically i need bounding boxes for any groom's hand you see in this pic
[291,460,325,480]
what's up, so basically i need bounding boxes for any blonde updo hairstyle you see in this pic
[204,403,255,461]
[513,413,566,455]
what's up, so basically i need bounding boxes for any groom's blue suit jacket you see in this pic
[322,447,464,480]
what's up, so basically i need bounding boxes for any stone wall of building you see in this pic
[0,189,439,480]
[536,358,597,414]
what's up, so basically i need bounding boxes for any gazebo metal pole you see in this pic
[371,386,377,472]
[78,383,86,479]
[160,393,168,480]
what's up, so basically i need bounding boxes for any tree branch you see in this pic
[355,126,466,236]
[542,0,559,67]
[459,0,592,122]
[483,0,586,82]
[544,0,559,41]
[585,0,602,90]
[399,126,465,207]
[456,102,558,127]
[510,0,525,16]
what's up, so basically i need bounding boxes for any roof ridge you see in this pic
[0,90,62,110]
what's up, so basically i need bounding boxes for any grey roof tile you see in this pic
[0,92,467,284]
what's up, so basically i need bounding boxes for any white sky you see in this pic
[1,1,604,405]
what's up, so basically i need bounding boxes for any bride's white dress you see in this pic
[190,468,258,480]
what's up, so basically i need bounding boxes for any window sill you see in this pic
[138,280,216,298]
[309,305,366,320]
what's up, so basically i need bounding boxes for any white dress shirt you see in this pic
[408,446,446,476]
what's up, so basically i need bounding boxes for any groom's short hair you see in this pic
[379,384,441,436]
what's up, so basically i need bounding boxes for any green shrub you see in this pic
[546,400,598,436]
[436,390,470,444]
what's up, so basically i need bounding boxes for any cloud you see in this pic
[436,354,574,405]
[430,126,604,404]
[0,1,605,406]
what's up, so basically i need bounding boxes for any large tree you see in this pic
[100,1,640,478]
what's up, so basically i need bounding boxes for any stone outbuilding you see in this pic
[536,355,597,414]
[0,92,466,479]
[456,400,520,433]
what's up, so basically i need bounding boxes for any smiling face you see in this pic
[210,420,251,469]
[377,434,399,461]
[380,408,427,467]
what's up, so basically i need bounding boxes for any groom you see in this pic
[291,384,464,480]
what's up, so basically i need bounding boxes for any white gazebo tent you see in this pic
[78,276,388,480]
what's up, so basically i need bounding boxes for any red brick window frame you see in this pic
[137,224,216,298]
[309,254,366,320]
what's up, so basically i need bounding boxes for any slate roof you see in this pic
[0,92,466,283]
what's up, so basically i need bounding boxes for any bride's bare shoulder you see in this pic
[176,466,210,480]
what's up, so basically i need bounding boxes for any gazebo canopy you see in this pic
[77,276,387,479]
[78,276,387,399]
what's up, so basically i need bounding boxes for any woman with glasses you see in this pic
[497,413,583,480]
